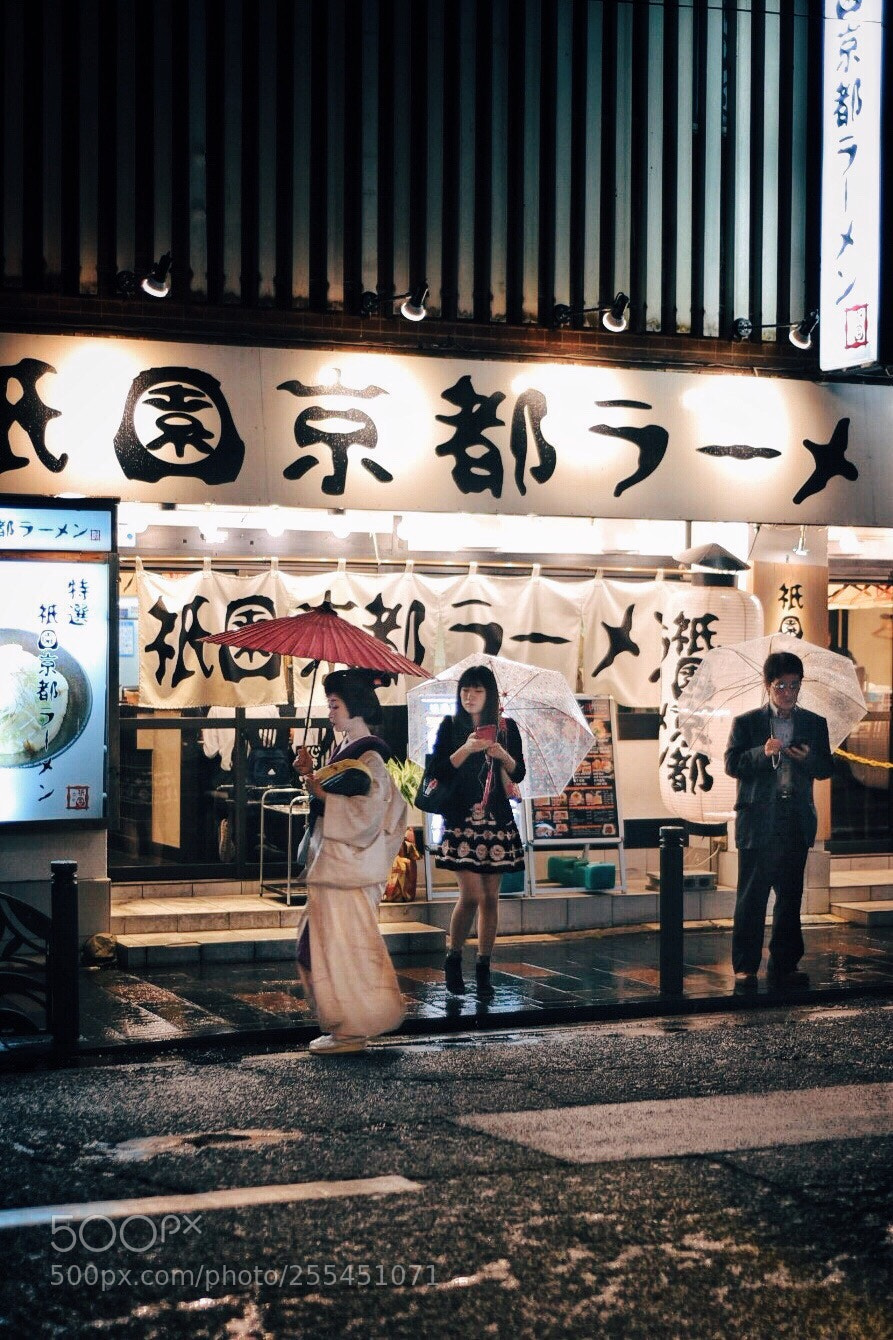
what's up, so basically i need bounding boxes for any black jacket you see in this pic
[430,715,526,826]
[724,704,833,849]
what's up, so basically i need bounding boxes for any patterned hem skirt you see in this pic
[435,809,525,874]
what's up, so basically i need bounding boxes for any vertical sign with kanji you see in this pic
[819,0,884,371]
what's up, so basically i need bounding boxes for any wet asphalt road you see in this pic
[0,1001,891,1338]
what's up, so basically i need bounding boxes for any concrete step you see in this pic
[115,921,446,969]
[829,869,893,901]
[111,896,304,936]
[830,899,893,927]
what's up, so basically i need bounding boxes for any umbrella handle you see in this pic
[301,660,321,747]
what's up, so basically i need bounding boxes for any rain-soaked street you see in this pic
[0,999,891,1338]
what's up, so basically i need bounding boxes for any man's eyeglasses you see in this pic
[770,679,801,693]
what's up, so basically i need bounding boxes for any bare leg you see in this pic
[448,870,483,951]
[474,874,502,956]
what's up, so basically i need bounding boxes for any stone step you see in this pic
[115,921,446,969]
[110,896,303,936]
[830,899,893,927]
[829,869,893,901]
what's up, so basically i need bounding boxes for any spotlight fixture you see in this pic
[115,252,172,299]
[552,292,629,333]
[360,283,429,322]
[788,309,819,351]
[732,309,818,350]
[792,525,809,558]
[141,252,172,298]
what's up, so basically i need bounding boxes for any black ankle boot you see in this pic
[475,957,494,997]
[444,952,465,995]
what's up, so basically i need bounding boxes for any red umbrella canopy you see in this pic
[202,601,427,677]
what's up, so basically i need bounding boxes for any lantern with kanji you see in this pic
[658,554,763,825]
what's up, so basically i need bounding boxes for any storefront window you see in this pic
[111,709,305,879]
[830,602,893,851]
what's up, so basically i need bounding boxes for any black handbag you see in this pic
[414,754,455,816]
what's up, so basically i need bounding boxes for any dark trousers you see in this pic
[732,802,808,974]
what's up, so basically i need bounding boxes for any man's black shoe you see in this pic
[767,966,810,988]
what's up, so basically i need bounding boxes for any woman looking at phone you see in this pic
[429,664,526,997]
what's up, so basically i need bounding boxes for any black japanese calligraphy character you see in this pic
[145,596,214,687]
[779,583,804,611]
[435,375,506,497]
[403,599,427,667]
[590,401,669,496]
[278,372,392,495]
[592,605,640,678]
[511,631,571,646]
[660,732,714,794]
[448,601,504,656]
[793,418,858,504]
[668,612,718,657]
[0,359,65,476]
[509,389,557,495]
[115,368,245,484]
[779,615,803,638]
[649,609,668,684]
[218,595,281,684]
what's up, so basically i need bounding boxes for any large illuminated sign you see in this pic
[0,504,111,824]
[820,0,884,371]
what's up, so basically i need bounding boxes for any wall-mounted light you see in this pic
[116,252,172,299]
[792,525,809,557]
[732,309,819,350]
[552,292,629,333]
[360,284,428,321]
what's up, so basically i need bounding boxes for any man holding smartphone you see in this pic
[724,651,833,990]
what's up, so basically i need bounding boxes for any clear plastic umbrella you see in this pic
[676,633,867,760]
[406,653,594,800]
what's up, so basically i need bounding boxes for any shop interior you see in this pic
[113,507,893,898]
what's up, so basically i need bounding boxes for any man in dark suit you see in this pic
[725,651,833,989]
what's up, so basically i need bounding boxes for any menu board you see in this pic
[0,556,110,823]
[530,695,620,843]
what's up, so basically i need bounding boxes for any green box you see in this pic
[500,870,526,894]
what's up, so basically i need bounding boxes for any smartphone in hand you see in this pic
[474,724,497,742]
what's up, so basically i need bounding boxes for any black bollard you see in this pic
[49,860,80,1045]
[659,826,685,996]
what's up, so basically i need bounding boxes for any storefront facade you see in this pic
[1,1,891,924]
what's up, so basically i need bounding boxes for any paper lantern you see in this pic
[658,581,763,824]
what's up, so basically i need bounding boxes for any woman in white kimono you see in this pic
[294,669,407,1055]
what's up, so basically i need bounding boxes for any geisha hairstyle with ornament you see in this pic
[323,668,383,727]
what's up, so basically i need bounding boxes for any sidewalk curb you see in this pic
[3,979,891,1074]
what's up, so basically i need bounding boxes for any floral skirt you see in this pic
[435,808,525,874]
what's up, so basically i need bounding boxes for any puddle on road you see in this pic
[83,1128,303,1162]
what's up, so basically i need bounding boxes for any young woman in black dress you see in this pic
[429,665,526,996]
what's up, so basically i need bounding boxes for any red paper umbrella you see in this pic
[202,601,427,677]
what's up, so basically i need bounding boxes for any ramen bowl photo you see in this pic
[0,629,93,768]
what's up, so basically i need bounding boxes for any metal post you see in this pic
[49,860,79,1045]
[659,825,685,996]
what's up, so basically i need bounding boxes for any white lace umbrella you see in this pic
[406,653,594,800]
[677,633,866,760]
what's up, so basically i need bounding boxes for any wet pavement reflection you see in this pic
[5,918,889,1056]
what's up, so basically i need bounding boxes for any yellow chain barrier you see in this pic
[835,748,893,770]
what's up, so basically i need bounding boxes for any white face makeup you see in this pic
[326,693,352,732]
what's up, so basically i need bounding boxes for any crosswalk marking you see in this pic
[457,1081,893,1164]
[0,1176,422,1231]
